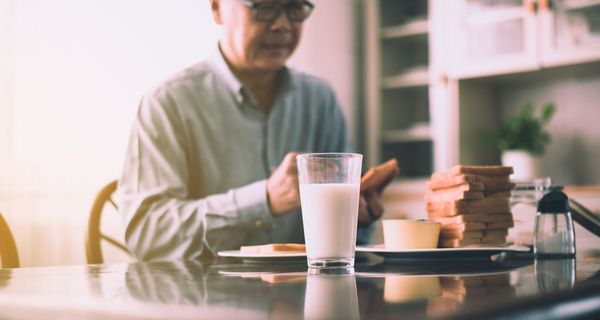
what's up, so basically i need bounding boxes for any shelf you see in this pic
[466,0,522,14]
[563,0,600,10]
[366,0,433,176]
[381,140,433,178]
[381,67,429,88]
[379,0,428,28]
[466,7,525,25]
[382,125,431,143]
[381,19,428,39]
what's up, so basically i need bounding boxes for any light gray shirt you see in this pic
[118,48,353,261]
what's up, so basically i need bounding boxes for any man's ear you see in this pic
[210,0,223,25]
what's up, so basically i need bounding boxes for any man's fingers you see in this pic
[277,152,298,174]
[283,152,298,165]
[268,152,302,215]
[290,175,300,194]
[357,192,384,228]
[357,196,371,226]
[365,190,383,220]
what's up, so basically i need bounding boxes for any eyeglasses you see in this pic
[238,0,315,23]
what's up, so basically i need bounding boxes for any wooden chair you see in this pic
[0,213,20,268]
[85,180,130,264]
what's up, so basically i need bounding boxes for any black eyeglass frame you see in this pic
[238,0,315,23]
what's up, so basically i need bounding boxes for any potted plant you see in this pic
[481,102,556,181]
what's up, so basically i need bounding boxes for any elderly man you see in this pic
[118,0,395,261]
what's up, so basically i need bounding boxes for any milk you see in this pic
[299,183,360,259]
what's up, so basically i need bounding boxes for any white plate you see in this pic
[356,245,530,260]
[217,250,306,263]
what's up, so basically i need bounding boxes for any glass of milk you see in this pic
[296,153,362,269]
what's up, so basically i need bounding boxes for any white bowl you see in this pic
[382,219,441,250]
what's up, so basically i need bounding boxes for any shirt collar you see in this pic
[279,67,296,94]
[207,43,298,105]
[208,44,244,97]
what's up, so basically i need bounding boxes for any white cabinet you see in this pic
[366,0,600,220]
[449,0,539,78]
[363,0,600,183]
[364,0,435,178]
[541,0,600,66]
[448,0,600,78]
[432,0,600,179]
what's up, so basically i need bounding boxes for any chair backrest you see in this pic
[85,180,130,264]
[0,213,20,268]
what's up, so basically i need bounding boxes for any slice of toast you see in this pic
[480,235,507,245]
[432,166,514,180]
[427,205,512,217]
[439,238,482,248]
[482,214,514,223]
[361,158,399,192]
[428,174,513,190]
[427,174,513,191]
[425,190,485,202]
[484,229,509,238]
[431,214,485,224]
[426,204,512,215]
[427,182,485,192]
[439,230,484,240]
[430,213,513,224]
[240,243,306,254]
[428,197,511,210]
[441,222,487,232]
[484,191,513,198]
[486,220,515,229]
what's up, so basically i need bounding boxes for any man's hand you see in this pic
[267,152,301,215]
[358,164,398,227]
[358,190,382,227]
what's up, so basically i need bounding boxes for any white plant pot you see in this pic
[501,150,539,181]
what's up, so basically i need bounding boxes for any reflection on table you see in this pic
[0,250,599,319]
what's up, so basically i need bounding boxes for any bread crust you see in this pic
[361,158,399,192]
[240,243,306,254]
[427,174,513,191]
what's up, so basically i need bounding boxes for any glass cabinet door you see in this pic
[365,0,435,177]
[450,0,539,78]
[541,0,600,66]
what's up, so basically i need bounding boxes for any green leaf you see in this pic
[478,102,556,155]
[541,103,556,124]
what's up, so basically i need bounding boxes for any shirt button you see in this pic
[255,220,263,228]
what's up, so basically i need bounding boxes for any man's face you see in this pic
[212,0,305,73]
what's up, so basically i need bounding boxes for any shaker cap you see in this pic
[537,190,570,213]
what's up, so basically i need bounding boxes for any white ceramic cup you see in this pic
[382,219,441,250]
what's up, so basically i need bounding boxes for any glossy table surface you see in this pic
[1,249,600,320]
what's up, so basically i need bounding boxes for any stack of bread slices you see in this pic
[426,165,515,248]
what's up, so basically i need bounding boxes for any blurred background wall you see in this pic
[0,0,361,267]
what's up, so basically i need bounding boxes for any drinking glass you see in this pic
[296,153,362,269]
